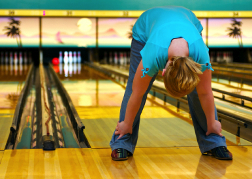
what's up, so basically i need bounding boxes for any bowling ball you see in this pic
[53,65,59,73]
[52,57,59,66]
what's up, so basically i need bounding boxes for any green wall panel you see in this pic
[1,0,252,11]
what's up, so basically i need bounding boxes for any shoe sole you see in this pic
[213,156,233,160]
[112,157,128,161]
[203,153,232,160]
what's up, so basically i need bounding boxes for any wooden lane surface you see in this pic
[0,82,24,109]
[61,65,252,149]
[101,64,252,109]
[100,64,252,94]
[153,79,252,122]
[94,146,252,179]
[211,80,252,108]
[0,64,30,82]
[78,105,198,148]
[0,146,251,178]
[0,148,104,179]
[0,82,24,151]
[78,105,252,149]
[0,117,12,150]
[211,78,252,91]
[0,72,27,160]
[103,64,252,95]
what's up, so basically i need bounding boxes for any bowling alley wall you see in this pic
[1,0,252,64]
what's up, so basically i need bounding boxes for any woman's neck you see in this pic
[168,38,189,59]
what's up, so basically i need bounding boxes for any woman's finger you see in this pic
[117,134,124,139]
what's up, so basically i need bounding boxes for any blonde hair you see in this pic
[163,56,202,98]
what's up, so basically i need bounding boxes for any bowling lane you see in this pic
[0,64,30,150]
[212,82,252,108]
[0,146,252,178]
[101,63,252,96]
[100,64,252,119]
[102,64,252,117]
[58,64,252,149]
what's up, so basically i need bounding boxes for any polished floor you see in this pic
[0,64,252,178]
[0,146,251,178]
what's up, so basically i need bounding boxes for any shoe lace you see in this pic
[221,146,229,152]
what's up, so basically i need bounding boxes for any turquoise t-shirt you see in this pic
[132,6,213,77]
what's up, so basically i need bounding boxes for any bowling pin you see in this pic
[73,51,77,63]
[114,52,118,65]
[64,51,68,64]
[77,51,81,63]
[73,63,77,74]
[223,52,227,63]
[10,63,13,75]
[109,52,113,64]
[59,51,63,63]
[19,52,23,65]
[14,52,18,65]
[5,64,9,75]
[119,52,124,66]
[69,51,73,64]
[14,63,18,76]
[127,52,130,64]
[59,63,63,75]
[78,63,81,74]
[216,52,222,62]
[9,52,13,65]
[124,52,127,66]
[5,64,8,75]
[19,63,23,75]
[69,63,72,77]
[5,52,8,65]
[64,64,68,77]
[0,52,4,64]
[24,52,28,64]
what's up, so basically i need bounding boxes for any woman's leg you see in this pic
[187,88,227,153]
[110,39,157,154]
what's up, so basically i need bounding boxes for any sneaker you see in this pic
[111,148,132,161]
[203,146,233,160]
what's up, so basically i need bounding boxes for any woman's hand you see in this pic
[114,121,132,139]
[206,120,223,137]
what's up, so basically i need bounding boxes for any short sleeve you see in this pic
[140,42,168,77]
[190,39,213,72]
[194,21,203,34]
[190,11,203,34]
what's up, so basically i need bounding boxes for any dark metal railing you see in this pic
[212,87,252,109]
[212,62,252,71]
[156,70,252,109]
[8,64,34,149]
[48,64,90,148]
[212,68,252,86]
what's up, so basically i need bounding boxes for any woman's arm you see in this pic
[115,60,152,139]
[196,69,223,136]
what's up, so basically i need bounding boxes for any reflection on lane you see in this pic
[0,64,30,150]
[0,64,30,110]
[55,64,252,149]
